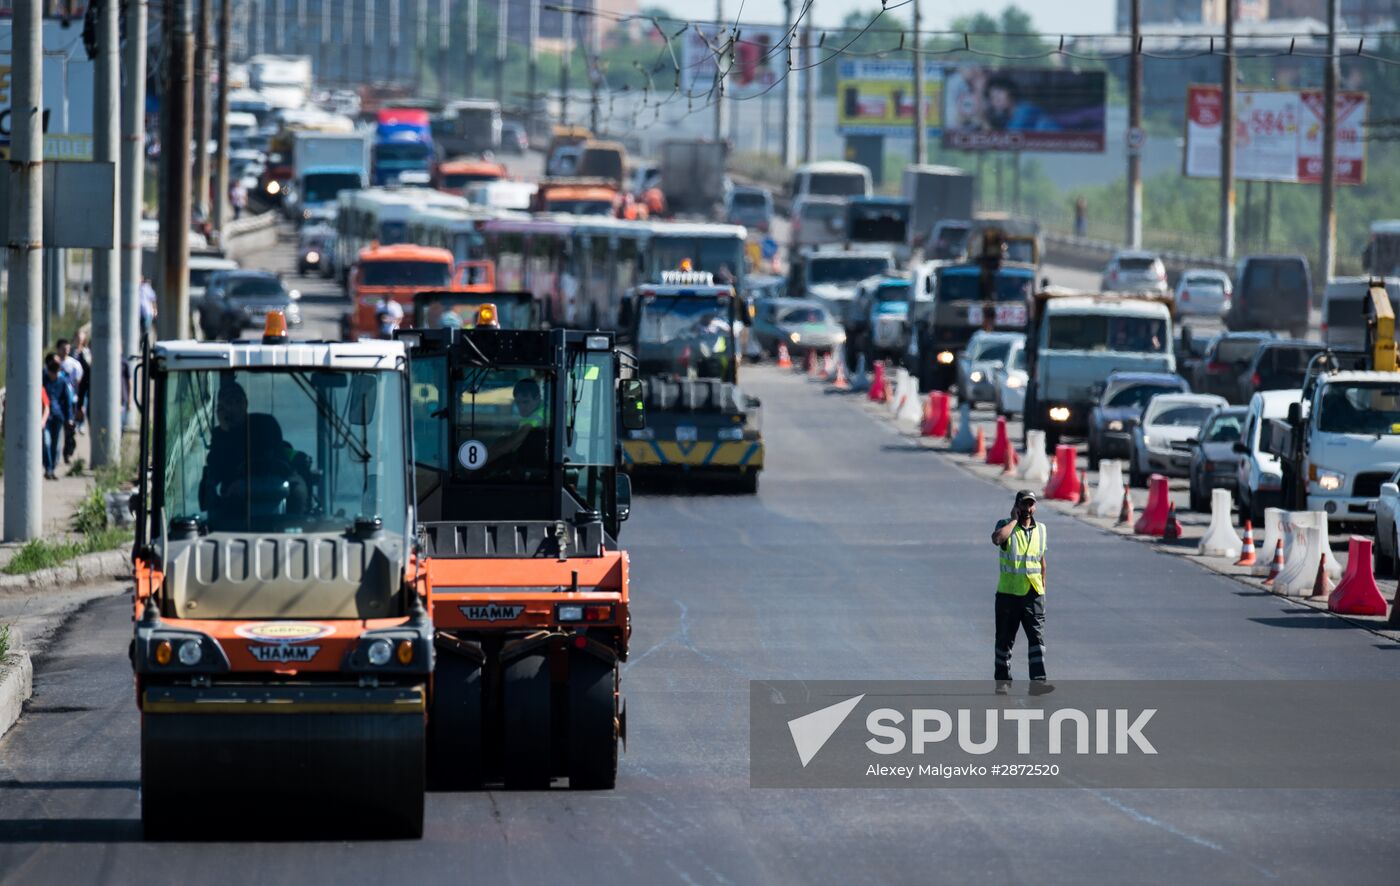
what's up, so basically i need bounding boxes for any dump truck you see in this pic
[619,270,764,492]
[130,313,430,839]
[400,314,640,788]
[902,165,976,251]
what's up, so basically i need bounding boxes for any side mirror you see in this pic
[1383,482,1400,499]
[1286,402,1302,426]
[1233,441,1249,454]
[615,473,633,522]
[619,378,646,430]
[1185,437,1200,446]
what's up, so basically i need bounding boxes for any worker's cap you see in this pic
[1014,490,1037,506]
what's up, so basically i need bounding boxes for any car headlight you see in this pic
[1108,420,1123,432]
[367,639,392,666]
[937,350,955,365]
[305,250,320,263]
[1048,406,1070,422]
[1142,434,1152,447]
[266,180,281,195]
[1311,466,1345,492]
[970,370,983,383]
[1005,376,1023,389]
[790,332,801,343]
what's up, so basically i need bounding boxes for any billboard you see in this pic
[681,25,789,100]
[836,60,943,136]
[1183,84,1367,185]
[0,20,97,160]
[941,66,1106,152]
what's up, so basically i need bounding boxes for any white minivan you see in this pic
[1320,276,1400,350]
[788,161,872,202]
[1235,388,1302,525]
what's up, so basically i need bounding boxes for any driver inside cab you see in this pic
[199,379,311,524]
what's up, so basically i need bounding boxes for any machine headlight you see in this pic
[266,180,281,195]
[177,638,202,666]
[1108,419,1124,432]
[937,350,955,365]
[1313,468,1345,492]
[1048,406,1070,422]
[718,427,744,441]
[1005,376,1023,389]
[367,639,392,666]
[305,250,320,263]
[970,370,983,383]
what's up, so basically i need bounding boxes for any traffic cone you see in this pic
[1116,488,1134,526]
[832,359,851,391]
[985,416,1010,466]
[1310,552,1332,599]
[869,362,888,403]
[1329,537,1389,616]
[1162,502,1183,541]
[777,343,793,369]
[804,349,818,376]
[1262,539,1285,586]
[921,392,950,437]
[1002,445,1019,475]
[971,426,987,459]
[1234,521,1257,567]
[823,351,836,379]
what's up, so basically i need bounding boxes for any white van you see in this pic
[789,161,872,202]
[1296,371,1400,527]
[1320,276,1400,350]
[1236,388,1301,524]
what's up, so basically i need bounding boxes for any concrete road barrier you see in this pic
[1198,489,1243,559]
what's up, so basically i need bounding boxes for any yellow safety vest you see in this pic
[997,522,1046,596]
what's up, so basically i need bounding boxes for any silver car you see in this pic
[1103,250,1168,296]
[958,331,1024,408]
[1174,268,1232,318]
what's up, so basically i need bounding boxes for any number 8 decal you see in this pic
[458,440,488,470]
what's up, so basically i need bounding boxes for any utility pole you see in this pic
[712,1,724,143]
[121,0,149,412]
[1127,0,1142,248]
[214,0,231,237]
[1319,0,1339,284]
[527,0,539,136]
[4,0,43,541]
[193,0,212,224]
[1220,0,1235,261]
[466,0,478,97]
[496,0,508,108]
[912,0,925,164]
[92,0,123,467]
[388,0,399,87]
[438,0,450,98]
[560,0,574,126]
[782,0,796,166]
[159,0,195,340]
[802,9,815,163]
[319,0,331,86]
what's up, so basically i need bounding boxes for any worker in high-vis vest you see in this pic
[990,490,1050,691]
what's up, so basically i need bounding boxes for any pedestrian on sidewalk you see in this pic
[231,180,247,220]
[71,331,92,435]
[1073,196,1088,238]
[55,339,84,463]
[140,277,158,335]
[990,490,1051,693]
[41,354,76,480]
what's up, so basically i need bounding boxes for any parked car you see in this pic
[750,297,845,360]
[499,121,528,155]
[1225,254,1312,338]
[1235,388,1302,525]
[1174,268,1232,318]
[201,269,301,339]
[1371,467,1400,577]
[1186,406,1247,512]
[1192,331,1275,403]
[992,339,1028,418]
[957,331,1023,408]
[724,186,773,232]
[1320,276,1400,350]
[789,196,847,250]
[1086,371,1191,470]
[1101,250,1168,296]
[1237,339,1325,405]
[1128,393,1227,486]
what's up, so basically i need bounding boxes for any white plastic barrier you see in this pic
[1197,488,1242,559]
[1017,429,1051,484]
[1273,511,1342,595]
[896,371,923,424]
[1253,507,1286,576]
[888,368,908,415]
[1091,460,1125,518]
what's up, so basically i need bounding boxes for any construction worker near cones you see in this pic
[991,490,1051,690]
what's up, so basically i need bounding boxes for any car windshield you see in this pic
[779,307,829,325]
[731,191,768,208]
[807,173,867,196]
[189,267,228,289]
[940,272,1034,302]
[361,260,452,287]
[160,369,406,535]
[800,203,845,228]
[1318,383,1400,435]
[451,367,554,483]
[1118,257,1157,272]
[808,258,891,284]
[649,237,745,285]
[1047,315,1168,352]
[636,295,734,378]
[546,199,615,216]
[376,142,430,165]
[1257,346,1323,388]
[848,204,908,242]
[1185,275,1225,290]
[228,278,285,300]
[930,226,971,259]
[444,172,501,188]
[302,172,361,205]
[975,342,1013,363]
[1324,297,1363,327]
[1216,338,1267,364]
[1150,405,1213,427]
[418,296,533,330]
[1106,383,1180,408]
[1205,413,1244,442]
[1009,348,1026,371]
[875,283,908,303]
[1242,260,1307,296]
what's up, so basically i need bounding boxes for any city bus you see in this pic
[334,187,468,283]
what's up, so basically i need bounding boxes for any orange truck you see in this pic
[531,178,622,216]
[399,318,643,788]
[343,242,496,339]
[129,315,430,838]
[435,158,508,196]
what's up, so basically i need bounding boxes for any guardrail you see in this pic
[219,210,280,263]
[1041,231,1234,284]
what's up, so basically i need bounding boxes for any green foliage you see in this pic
[1,459,134,575]
[0,623,9,660]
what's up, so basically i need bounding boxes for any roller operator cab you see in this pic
[402,318,639,789]
[619,271,765,493]
[130,316,429,840]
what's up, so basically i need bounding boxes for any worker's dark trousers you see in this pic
[994,592,1046,681]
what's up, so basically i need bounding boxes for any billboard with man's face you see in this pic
[941,66,1106,153]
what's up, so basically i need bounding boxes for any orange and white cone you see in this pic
[1116,488,1134,526]
[1234,520,1257,567]
[804,349,819,376]
[1310,552,1333,599]
[1162,502,1183,541]
[1002,445,1019,475]
[971,426,987,459]
[832,359,851,390]
[1262,539,1285,586]
[777,343,793,369]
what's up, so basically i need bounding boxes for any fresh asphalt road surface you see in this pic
[2,365,1398,884]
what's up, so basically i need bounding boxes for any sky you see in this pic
[649,0,1117,35]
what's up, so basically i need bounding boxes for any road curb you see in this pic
[0,549,131,597]
[0,625,34,740]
